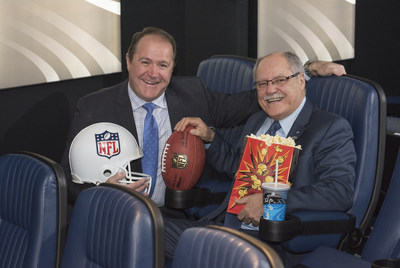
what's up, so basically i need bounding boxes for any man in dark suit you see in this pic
[61,26,347,210]
[60,27,259,208]
[166,51,356,261]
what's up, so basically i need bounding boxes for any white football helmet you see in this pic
[69,122,151,194]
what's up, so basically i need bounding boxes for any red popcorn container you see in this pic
[227,135,300,215]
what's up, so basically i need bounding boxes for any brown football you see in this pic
[161,126,205,190]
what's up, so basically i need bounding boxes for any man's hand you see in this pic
[236,193,263,226]
[309,61,347,77]
[105,171,149,196]
[174,117,215,143]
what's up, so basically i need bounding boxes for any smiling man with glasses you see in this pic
[253,52,307,122]
[166,51,356,266]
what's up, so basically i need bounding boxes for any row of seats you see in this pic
[0,152,283,268]
[2,148,400,267]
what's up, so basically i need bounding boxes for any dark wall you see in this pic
[120,0,185,76]
[340,1,400,97]
[182,0,250,75]
[0,73,122,162]
[0,0,399,163]
[120,0,250,76]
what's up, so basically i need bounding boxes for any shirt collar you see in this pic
[127,83,167,110]
[272,97,306,137]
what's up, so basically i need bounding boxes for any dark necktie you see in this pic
[265,120,281,136]
[142,103,158,197]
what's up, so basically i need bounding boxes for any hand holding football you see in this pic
[161,126,205,190]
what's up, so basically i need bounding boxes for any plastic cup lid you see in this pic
[262,182,290,191]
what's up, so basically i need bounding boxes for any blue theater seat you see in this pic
[189,54,256,218]
[277,74,386,253]
[172,225,284,268]
[60,183,164,268]
[0,152,67,268]
[300,148,400,267]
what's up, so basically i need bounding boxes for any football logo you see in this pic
[171,152,188,169]
[95,130,120,159]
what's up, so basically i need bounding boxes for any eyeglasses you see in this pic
[255,72,300,90]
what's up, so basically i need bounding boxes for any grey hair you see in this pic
[253,51,305,80]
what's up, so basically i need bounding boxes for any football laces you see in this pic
[161,143,170,173]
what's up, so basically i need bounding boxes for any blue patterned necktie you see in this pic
[142,103,158,197]
[266,120,281,136]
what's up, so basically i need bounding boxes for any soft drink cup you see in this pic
[262,182,290,221]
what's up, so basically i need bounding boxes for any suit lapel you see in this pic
[114,80,142,171]
[164,84,181,129]
[115,80,139,140]
[287,99,313,141]
[243,111,268,136]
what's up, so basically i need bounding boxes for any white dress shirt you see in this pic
[128,85,172,206]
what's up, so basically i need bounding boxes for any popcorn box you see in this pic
[227,135,300,215]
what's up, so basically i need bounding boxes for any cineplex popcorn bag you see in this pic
[227,134,301,215]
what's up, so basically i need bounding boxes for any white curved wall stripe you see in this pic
[294,0,354,59]
[277,8,333,61]
[11,21,90,78]
[27,3,121,74]
[0,38,59,82]
[85,0,120,15]
[268,26,309,63]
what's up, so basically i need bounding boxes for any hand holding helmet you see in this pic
[69,122,152,194]
[105,170,150,195]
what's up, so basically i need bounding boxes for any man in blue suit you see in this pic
[166,51,356,262]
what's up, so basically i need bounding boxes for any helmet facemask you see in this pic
[117,160,152,194]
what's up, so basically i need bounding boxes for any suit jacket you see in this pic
[60,77,259,204]
[206,99,356,228]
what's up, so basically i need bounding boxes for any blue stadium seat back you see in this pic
[197,54,256,146]
[361,148,400,262]
[282,75,386,252]
[172,225,283,268]
[0,152,67,268]
[300,149,400,267]
[306,75,386,230]
[189,55,256,218]
[197,54,256,94]
[60,183,164,268]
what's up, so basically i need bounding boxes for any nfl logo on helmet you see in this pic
[95,130,120,159]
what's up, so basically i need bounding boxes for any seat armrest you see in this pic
[259,211,355,253]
